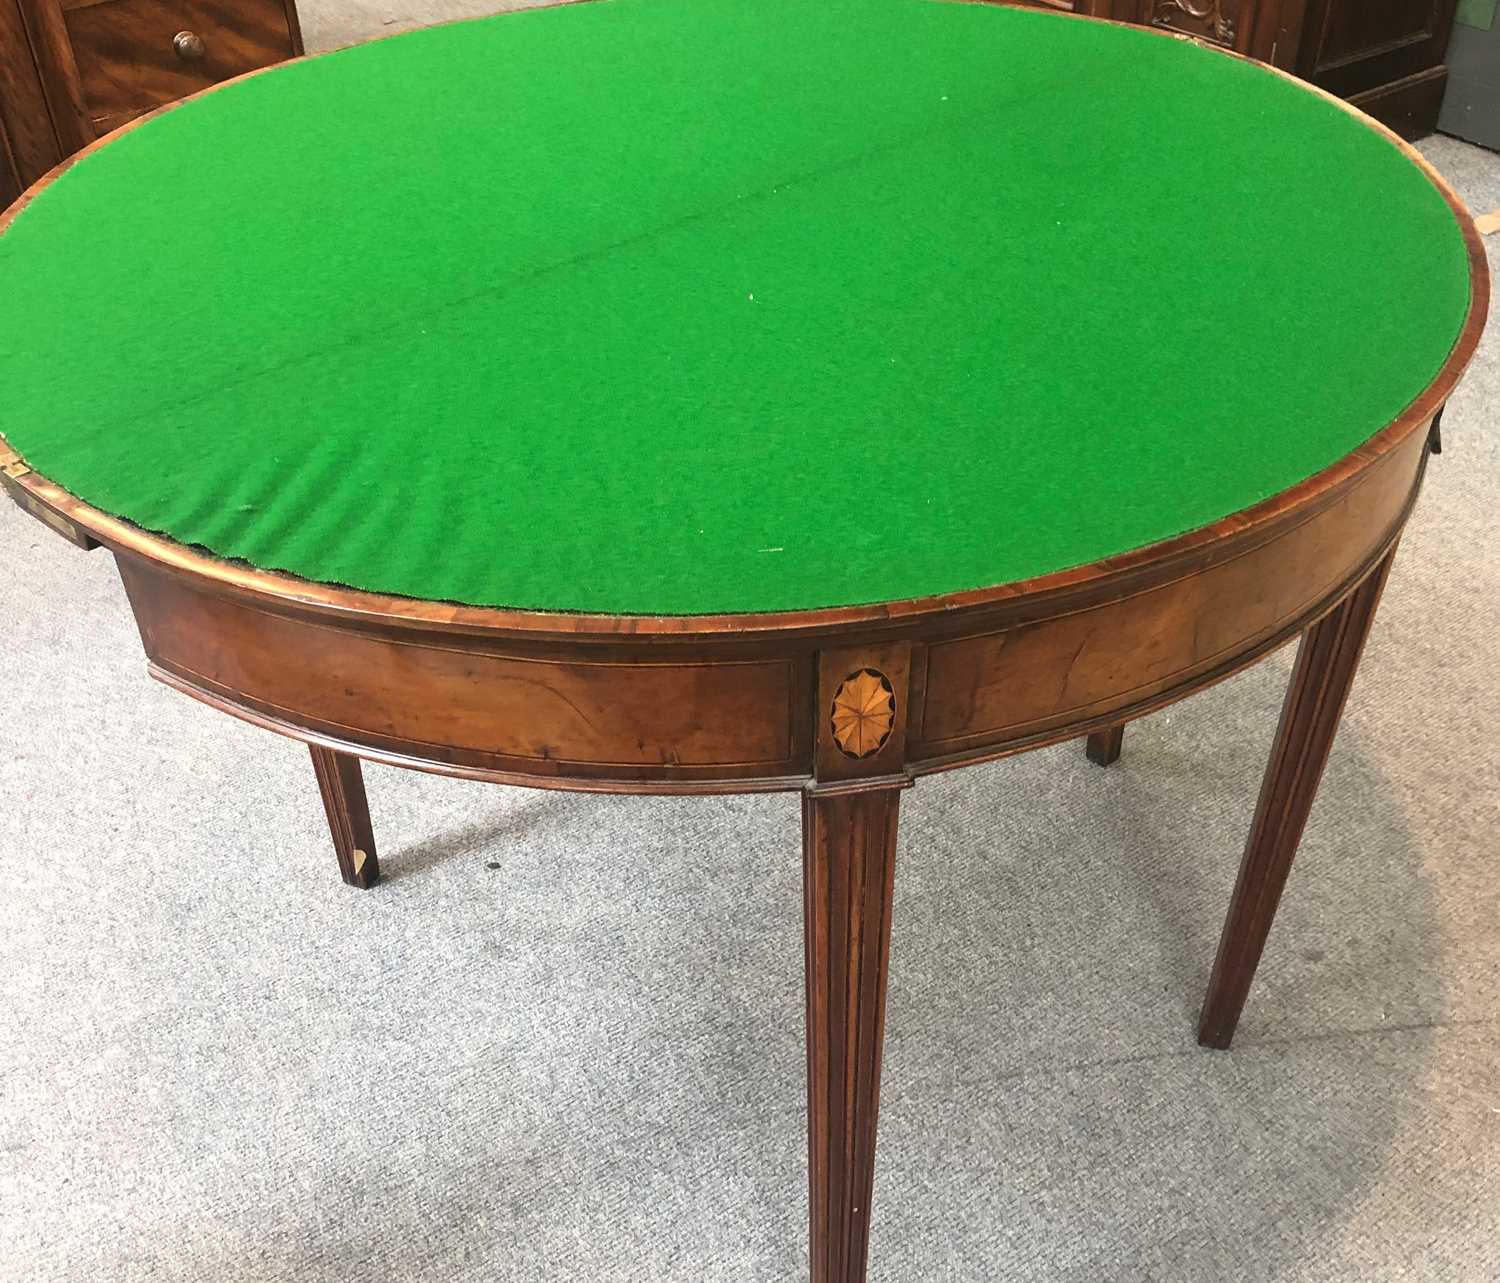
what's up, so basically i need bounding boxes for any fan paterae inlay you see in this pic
[830,669,897,759]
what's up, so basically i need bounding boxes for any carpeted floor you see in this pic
[3,8,1499,1280]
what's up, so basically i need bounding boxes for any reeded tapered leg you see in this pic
[1086,724,1124,766]
[802,786,901,1283]
[1198,548,1397,1049]
[309,745,380,888]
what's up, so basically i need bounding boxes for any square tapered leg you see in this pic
[802,785,901,1283]
[1085,724,1124,766]
[309,745,380,889]
[1198,548,1396,1048]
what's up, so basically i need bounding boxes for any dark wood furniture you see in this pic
[0,21,1488,1283]
[0,0,301,206]
[1008,0,1462,138]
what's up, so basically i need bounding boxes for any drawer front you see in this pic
[61,0,296,134]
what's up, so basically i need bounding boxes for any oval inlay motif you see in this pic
[830,669,896,759]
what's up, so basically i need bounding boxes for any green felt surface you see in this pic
[0,0,1474,616]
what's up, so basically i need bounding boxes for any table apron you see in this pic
[110,426,1427,793]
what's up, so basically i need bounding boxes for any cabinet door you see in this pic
[0,139,15,209]
[16,0,95,154]
[1,0,66,202]
[1297,0,1459,93]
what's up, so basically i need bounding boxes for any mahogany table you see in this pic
[0,2,1488,1280]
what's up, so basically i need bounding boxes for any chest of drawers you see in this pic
[0,0,300,205]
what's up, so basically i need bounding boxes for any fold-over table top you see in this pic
[0,0,1474,615]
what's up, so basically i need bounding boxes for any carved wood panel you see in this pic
[1149,0,1242,47]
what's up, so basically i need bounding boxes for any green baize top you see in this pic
[0,0,1472,614]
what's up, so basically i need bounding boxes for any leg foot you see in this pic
[803,786,901,1283]
[310,745,380,888]
[1197,550,1396,1049]
[1085,724,1124,767]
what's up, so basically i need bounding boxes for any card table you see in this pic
[0,2,1487,1279]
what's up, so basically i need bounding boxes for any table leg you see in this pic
[1197,547,1397,1049]
[1085,724,1125,766]
[803,786,901,1283]
[309,745,380,889]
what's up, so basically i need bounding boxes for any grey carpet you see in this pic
[3,9,1499,1277]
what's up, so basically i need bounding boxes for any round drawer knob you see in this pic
[173,30,205,61]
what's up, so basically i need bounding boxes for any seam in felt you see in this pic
[8,14,1145,448]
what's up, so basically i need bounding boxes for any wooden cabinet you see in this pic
[0,0,299,206]
[0,0,57,206]
[1295,0,1460,136]
[1013,0,1460,139]
[63,0,304,135]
